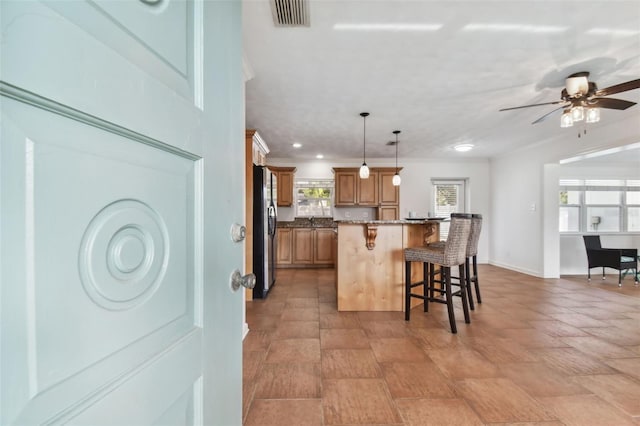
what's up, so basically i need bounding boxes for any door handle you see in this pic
[230,270,256,292]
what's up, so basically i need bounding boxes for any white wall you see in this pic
[269,157,491,263]
[490,113,640,278]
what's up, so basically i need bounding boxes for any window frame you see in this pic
[559,179,640,234]
[294,178,334,218]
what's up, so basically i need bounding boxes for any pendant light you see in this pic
[359,112,370,179]
[392,130,401,186]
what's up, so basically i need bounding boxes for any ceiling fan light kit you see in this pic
[499,72,640,129]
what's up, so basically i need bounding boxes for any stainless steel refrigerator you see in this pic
[252,165,277,298]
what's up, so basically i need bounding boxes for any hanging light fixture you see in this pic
[359,112,370,178]
[571,105,585,122]
[392,130,401,186]
[585,107,600,123]
[560,109,574,127]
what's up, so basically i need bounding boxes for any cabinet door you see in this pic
[335,171,357,205]
[277,171,294,207]
[357,170,378,206]
[379,171,399,205]
[276,228,292,265]
[378,206,399,221]
[314,229,336,265]
[292,228,314,264]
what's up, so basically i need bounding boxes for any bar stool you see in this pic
[404,216,471,333]
[428,213,482,310]
[465,214,483,308]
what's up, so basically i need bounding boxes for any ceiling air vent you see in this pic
[270,0,310,27]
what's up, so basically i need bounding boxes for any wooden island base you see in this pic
[336,220,440,311]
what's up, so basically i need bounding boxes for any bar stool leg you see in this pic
[459,263,470,324]
[405,261,411,321]
[443,266,457,334]
[465,257,475,310]
[472,255,482,303]
[423,262,429,312]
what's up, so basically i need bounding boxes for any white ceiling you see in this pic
[243,1,640,162]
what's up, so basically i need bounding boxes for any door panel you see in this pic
[1,0,243,424]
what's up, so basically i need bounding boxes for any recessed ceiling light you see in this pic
[454,144,474,152]
[333,23,442,32]
[316,154,324,159]
[462,23,567,33]
[292,143,302,148]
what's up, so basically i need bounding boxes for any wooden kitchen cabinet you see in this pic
[334,169,358,205]
[292,228,314,264]
[357,170,378,206]
[276,228,292,266]
[268,166,296,207]
[314,228,336,265]
[333,167,400,219]
[277,227,336,268]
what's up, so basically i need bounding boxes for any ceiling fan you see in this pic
[499,72,640,126]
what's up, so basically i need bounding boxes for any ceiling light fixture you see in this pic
[292,143,302,148]
[560,109,574,127]
[359,112,370,179]
[392,130,401,186]
[454,144,474,152]
[462,23,567,33]
[316,154,324,159]
[585,107,600,123]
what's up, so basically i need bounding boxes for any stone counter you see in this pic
[278,217,337,228]
[336,221,440,311]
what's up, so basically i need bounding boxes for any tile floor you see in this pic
[243,265,640,425]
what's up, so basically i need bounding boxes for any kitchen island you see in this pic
[336,219,441,311]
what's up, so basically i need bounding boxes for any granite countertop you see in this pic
[335,219,445,225]
[278,217,338,228]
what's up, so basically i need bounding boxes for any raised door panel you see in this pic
[314,229,336,265]
[358,171,378,206]
[276,228,292,265]
[379,171,399,205]
[1,96,202,424]
[278,172,294,207]
[379,206,399,221]
[292,228,314,264]
[334,171,357,205]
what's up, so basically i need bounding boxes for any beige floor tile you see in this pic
[322,378,401,425]
[581,326,640,346]
[265,338,321,363]
[244,399,323,426]
[254,362,321,398]
[286,297,319,308]
[561,336,638,359]
[535,347,618,375]
[369,337,428,362]
[361,321,411,338]
[321,349,382,379]
[426,348,499,379]
[538,394,636,426]
[572,374,640,417]
[273,320,320,339]
[382,362,455,398]
[496,328,570,349]
[243,350,266,381]
[605,357,640,381]
[395,398,484,425]
[456,378,557,423]
[320,328,371,349]
[529,320,589,337]
[319,312,361,329]
[465,336,538,363]
[281,307,320,321]
[548,313,611,328]
[499,362,589,397]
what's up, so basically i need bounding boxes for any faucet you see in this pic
[309,216,315,224]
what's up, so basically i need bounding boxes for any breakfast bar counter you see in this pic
[336,219,441,311]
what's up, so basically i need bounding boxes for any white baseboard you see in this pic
[243,322,249,340]
[488,260,545,278]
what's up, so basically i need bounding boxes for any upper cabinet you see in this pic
[268,166,296,207]
[333,167,401,219]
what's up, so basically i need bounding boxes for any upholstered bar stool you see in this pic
[404,216,471,333]
[465,214,483,308]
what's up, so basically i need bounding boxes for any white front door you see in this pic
[1,1,244,424]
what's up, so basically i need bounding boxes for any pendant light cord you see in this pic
[363,114,366,163]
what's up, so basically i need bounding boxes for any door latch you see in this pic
[230,223,246,242]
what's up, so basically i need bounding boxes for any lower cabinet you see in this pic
[277,227,336,268]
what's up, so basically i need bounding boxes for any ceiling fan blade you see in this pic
[531,106,565,124]
[499,100,564,111]
[595,79,640,96]
[589,97,637,110]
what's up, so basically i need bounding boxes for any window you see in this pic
[432,179,466,240]
[559,179,640,233]
[295,179,333,217]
